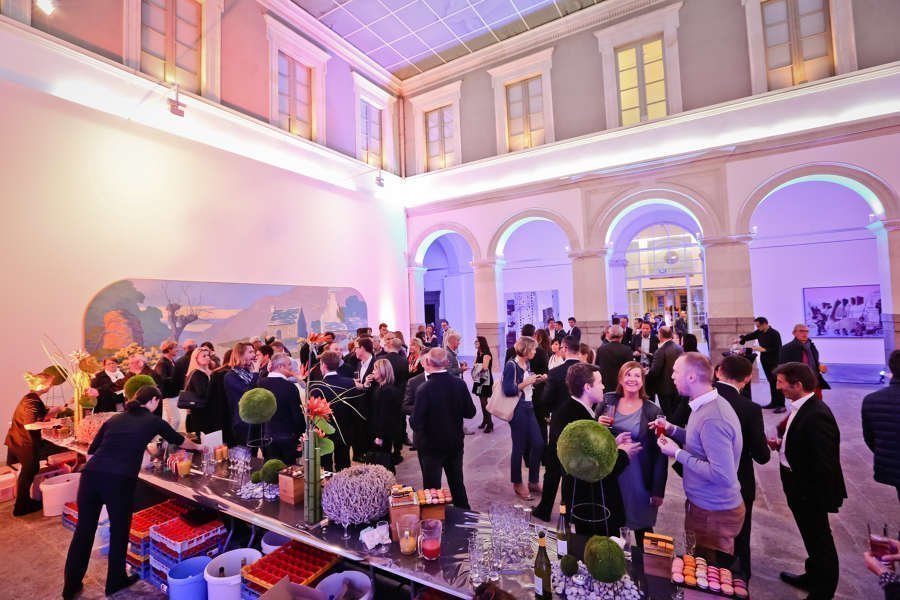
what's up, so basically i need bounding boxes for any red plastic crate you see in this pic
[129,500,189,545]
[242,540,337,590]
[150,517,227,554]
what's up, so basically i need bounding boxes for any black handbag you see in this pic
[177,389,207,410]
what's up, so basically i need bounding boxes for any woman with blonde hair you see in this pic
[407,338,425,378]
[502,336,547,500]
[183,346,214,434]
[598,360,667,545]
[367,359,403,471]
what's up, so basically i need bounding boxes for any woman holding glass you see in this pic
[598,360,668,545]
[502,336,546,500]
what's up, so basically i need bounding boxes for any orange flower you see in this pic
[307,396,332,418]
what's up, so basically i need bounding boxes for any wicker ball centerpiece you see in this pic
[321,464,396,525]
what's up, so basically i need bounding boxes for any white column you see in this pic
[472,259,505,362]
[874,219,900,364]
[607,256,629,317]
[407,266,427,339]
[702,234,755,359]
[570,249,610,348]
[202,0,225,101]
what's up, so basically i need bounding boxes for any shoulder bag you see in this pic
[485,361,520,422]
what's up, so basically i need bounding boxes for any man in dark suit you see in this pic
[647,327,683,420]
[614,316,634,347]
[257,354,304,464]
[533,336,582,521]
[309,351,363,471]
[594,325,634,393]
[554,321,567,344]
[92,358,125,413]
[410,348,476,509]
[172,339,197,393]
[773,362,846,600]
[402,349,431,451]
[780,324,830,399]
[349,337,377,459]
[382,338,410,462]
[154,340,178,398]
[674,310,688,341]
[714,355,771,580]
[861,349,900,502]
[738,317,784,412]
[567,318,582,343]
[631,321,659,362]
[554,363,638,535]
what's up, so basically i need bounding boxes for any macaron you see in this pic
[721,583,734,596]
[697,577,708,589]
[734,587,748,598]
[672,572,685,584]
[709,580,721,593]
[684,575,697,586]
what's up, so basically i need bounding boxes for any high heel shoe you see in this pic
[477,422,486,429]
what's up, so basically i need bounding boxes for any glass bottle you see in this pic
[533,531,551,599]
[556,504,569,558]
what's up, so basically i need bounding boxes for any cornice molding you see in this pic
[256,0,401,95]
[700,234,754,247]
[400,0,671,96]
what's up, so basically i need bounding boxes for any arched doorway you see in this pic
[420,232,476,351]
[748,178,885,370]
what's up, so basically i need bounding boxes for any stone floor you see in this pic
[3,381,897,599]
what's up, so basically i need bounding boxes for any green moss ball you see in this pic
[557,419,618,483]
[250,471,262,484]
[560,554,579,577]
[123,374,156,400]
[260,459,287,483]
[583,536,626,583]
[238,388,278,425]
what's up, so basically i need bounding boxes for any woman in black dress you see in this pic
[63,386,204,599]
[473,336,494,433]
[368,359,403,472]
[184,345,215,434]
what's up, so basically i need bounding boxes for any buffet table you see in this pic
[46,437,676,599]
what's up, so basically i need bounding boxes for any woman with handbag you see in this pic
[472,336,494,433]
[368,359,403,472]
[182,345,213,434]
[502,336,547,501]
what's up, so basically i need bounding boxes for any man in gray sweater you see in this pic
[656,352,745,559]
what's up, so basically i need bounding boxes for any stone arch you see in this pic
[736,162,900,233]
[409,222,482,266]
[590,185,723,249]
[487,209,581,259]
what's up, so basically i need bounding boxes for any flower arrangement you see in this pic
[38,339,104,424]
[321,464,396,526]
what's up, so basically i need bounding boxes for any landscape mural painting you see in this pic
[84,279,369,356]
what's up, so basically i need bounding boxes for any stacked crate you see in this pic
[147,516,226,589]
[60,502,110,555]
[240,540,338,599]
[126,500,190,579]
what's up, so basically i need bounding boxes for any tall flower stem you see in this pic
[303,418,322,524]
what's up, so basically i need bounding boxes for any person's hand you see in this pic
[647,417,673,436]
[354,379,366,390]
[767,437,781,451]
[650,496,664,507]
[615,432,632,445]
[523,375,540,386]
[374,438,383,447]
[618,440,642,459]
[598,415,614,427]
[819,363,828,374]
[460,361,468,371]
[864,551,889,576]
[657,435,678,457]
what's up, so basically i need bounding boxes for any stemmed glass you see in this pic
[340,517,352,540]
[372,520,390,555]
[619,526,634,561]
[468,534,485,588]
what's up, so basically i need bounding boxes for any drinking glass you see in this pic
[654,415,668,438]
[603,403,616,427]
[418,519,443,561]
[684,530,696,557]
[619,527,634,561]
[341,518,352,540]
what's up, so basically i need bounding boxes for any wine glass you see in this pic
[619,526,633,561]
[684,530,696,557]
[340,518,352,540]
[372,520,390,555]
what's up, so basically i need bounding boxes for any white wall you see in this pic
[0,79,408,456]
[422,236,476,348]
[749,181,884,364]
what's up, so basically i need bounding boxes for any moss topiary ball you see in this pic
[583,536,626,583]
[238,388,277,425]
[259,459,287,484]
[41,365,69,386]
[557,419,618,483]
[250,471,262,484]
[560,554,579,577]
[123,374,156,400]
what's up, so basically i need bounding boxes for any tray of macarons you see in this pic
[671,555,749,598]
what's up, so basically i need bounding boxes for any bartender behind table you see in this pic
[62,385,204,599]
[5,371,62,516]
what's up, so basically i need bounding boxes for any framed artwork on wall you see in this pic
[802,285,882,338]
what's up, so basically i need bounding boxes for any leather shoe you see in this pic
[105,573,140,596]
[780,571,810,590]
[61,582,82,600]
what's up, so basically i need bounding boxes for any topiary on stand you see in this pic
[124,374,156,400]
[239,388,277,449]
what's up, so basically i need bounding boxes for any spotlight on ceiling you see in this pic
[168,84,185,117]
[35,0,56,15]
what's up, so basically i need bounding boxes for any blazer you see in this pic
[309,373,363,446]
[547,398,595,472]
[91,370,124,413]
[403,372,427,416]
[154,356,177,397]
[172,350,193,392]
[207,366,232,443]
[631,334,660,356]
[553,330,567,344]
[714,381,770,500]
[568,326,582,342]
[370,382,404,444]
[5,393,48,449]
[783,396,847,512]
[621,326,634,347]
[594,342,634,393]
[543,359,581,415]
[647,341,683,397]
[861,379,900,488]
[779,339,831,390]
[257,376,304,442]
[410,372,476,454]
[383,351,410,390]
[605,396,668,498]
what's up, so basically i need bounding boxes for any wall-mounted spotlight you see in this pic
[35,0,56,15]
[375,170,384,188]
[168,84,185,117]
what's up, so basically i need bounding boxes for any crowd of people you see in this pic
[4,312,900,600]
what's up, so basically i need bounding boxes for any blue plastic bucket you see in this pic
[168,555,213,600]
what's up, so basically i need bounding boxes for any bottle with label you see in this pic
[217,566,225,577]
[556,504,569,558]
[534,530,551,599]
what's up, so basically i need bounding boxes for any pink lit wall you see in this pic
[30,0,122,62]
[0,79,408,459]
[748,181,884,364]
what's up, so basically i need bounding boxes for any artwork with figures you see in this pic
[83,279,368,356]
[504,289,560,347]
[802,284,882,338]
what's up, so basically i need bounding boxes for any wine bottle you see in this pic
[534,531,551,599]
[217,566,225,577]
[556,504,569,558]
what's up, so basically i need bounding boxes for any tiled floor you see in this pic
[4,381,897,599]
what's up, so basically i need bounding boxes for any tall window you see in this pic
[276,51,312,139]
[359,100,382,168]
[505,75,544,152]
[141,0,202,94]
[616,37,667,127]
[762,0,833,90]
[424,106,456,172]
